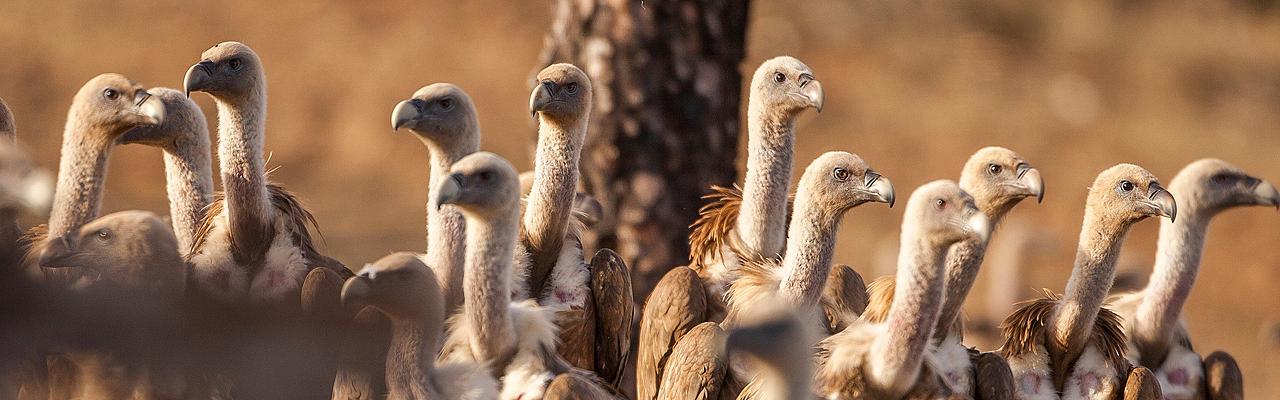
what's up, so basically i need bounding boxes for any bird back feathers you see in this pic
[998,289,1128,374]
[687,185,795,273]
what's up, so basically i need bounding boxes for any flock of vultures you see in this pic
[0,41,1274,400]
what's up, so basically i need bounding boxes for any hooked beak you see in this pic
[795,78,824,112]
[183,60,216,97]
[529,80,555,119]
[135,91,164,126]
[391,99,422,131]
[435,173,464,210]
[38,235,81,269]
[1254,180,1280,210]
[340,274,372,310]
[1017,165,1045,203]
[966,210,991,244]
[1147,184,1178,222]
[865,173,895,208]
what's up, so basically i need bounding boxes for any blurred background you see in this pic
[1,0,1278,395]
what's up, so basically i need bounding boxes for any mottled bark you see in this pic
[536,0,750,300]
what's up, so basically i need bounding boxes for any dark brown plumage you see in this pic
[999,289,1127,390]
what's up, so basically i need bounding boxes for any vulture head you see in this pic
[0,141,53,216]
[184,41,265,99]
[751,56,824,116]
[342,252,442,321]
[38,210,185,294]
[117,87,208,148]
[800,151,895,215]
[1169,158,1279,214]
[905,180,990,246]
[530,63,592,123]
[1088,164,1177,224]
[959,146,1045,218]
[435,152,520,218]
[391,83,479,144]
[71,74,165,141]
[726,301,816,377]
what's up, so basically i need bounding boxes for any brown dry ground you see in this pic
[2,0,1278,395]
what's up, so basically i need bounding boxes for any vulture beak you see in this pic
[529,80,556,119]
[865,173,895,208]
[14,169,54,216]
[435,173,464,210]
[796,75,824,112]
[340,273,372,310]
[1253,179,1280,210]
[183,60,216,97]
[1147,184,1178,222]
[135,90,165,126]
[1016,164,1045,203]
[391,99,422,131]
[38,235,82,269]
[966,209,991,244]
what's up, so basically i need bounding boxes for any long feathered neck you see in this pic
[1051,208,1132,360]
[776,197,843,311]
[934,205,1015,341]
[737,101,795,258]
[868,225,949,396]
[1133,206,1210,358]
[386,318,437,399]
[422,134,479,316]
[48,119,114,237]
[212,85,273,256]
[522,113,586,293]
[463,205,520,363]
[161,127,213,254]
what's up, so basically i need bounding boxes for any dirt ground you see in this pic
[2,0,1277,395]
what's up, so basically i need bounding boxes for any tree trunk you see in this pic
[536,0,751,303]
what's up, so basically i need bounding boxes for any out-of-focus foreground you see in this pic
[1,0,1278,395]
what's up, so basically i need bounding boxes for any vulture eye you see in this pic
[1210,174,1229,184]
[565,82,579,95]
[935,198,947,210]
[773,72,786,83]
[1119,180,1135,192]
[832,167,851,182]
[479,171,495,182]
[987,164,1003,175]
[95,229,111,241]
[228,58,242,71]
[102,88,118,101]
[439,98,454,111]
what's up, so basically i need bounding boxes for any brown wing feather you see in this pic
[688,185,745,271]
[1202,350,1243,400]
[637,267,710,400]
[999,289,1129,389]
[590,248,633,388]
[860,275,896,324]
[821,264,868,334]
[970,349,1016,400]
[1122,366,1163,400]
[655,322,729,400]
[188,184,348,277]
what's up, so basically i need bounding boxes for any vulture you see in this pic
[36,211,189,400]
[117,87,214,254]
[182,41,349,306]
[434,151,617,399]
[860,146,1043,397]
[999,164,1173,400]
[813,180,990,399]
[27,73,165,285]
[1106,159,1277,399]
[726,302,819,400]
[637,56,824,400]
[390,83,481,317]
[0,98,54,267]
[340,252,497,400]
[522,63,632,386]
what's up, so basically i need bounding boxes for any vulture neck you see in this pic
[737,104,796,259]
[776,196,843,311]
[933,200,1014,341]
[522,113,585,296]
[1051,208,1132,362]
[49,121,115,237]
[385,316,439,399]
[868,223,948,396]
[212,87,274,258]
[462,205,520,363]
[1133,204,1211,363]
[161,129,214,254]
[421,133,479,316]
